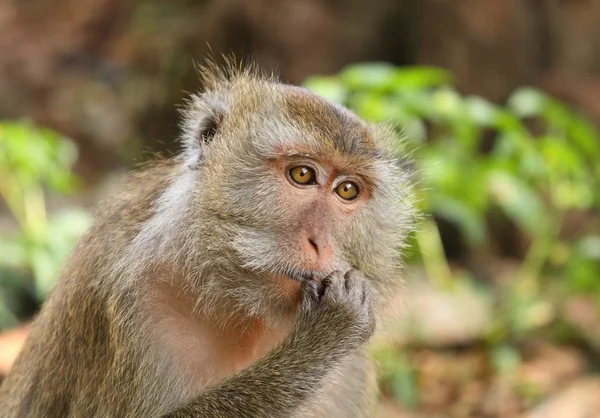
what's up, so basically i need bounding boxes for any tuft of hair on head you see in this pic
[178,54,273,168]
[195,53,266,92]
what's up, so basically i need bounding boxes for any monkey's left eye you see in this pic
[335,181,359,200]
[289,166,316,185]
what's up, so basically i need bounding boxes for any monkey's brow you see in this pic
[281,151,314,159]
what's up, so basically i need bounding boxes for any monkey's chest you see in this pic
[164,318,291,390]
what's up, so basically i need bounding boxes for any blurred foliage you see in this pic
[305,62,600,408]
[305,62,600,306]
[0,121,91,329]
[0,63,599,411]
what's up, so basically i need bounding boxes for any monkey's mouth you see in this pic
[275,268,325,283]
[288,271,314,283]
[252,264,324,284]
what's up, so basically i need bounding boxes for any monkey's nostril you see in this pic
[301,231,333,264]
[308,237,320,255]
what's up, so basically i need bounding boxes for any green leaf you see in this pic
[396,90,439,120]
[303,76,348,104]
[0,296,20,329]
[537,136,594,209]
[0,267,35,329]
[390,370,418,408]
[507,87,546,118]
[339,62,399,91]
[431,88,464,121]
[55,135,79,168]
[399,117,427,144]
[374,349,418,408]
[390,67,452,90]
[487,171,549,236]
[47,209,92,249]
[491,344,521,376]
[578,235,600,260]
[568,116,600,157]
[551,180,594,210]
[30,246,60,302]
[564,236,600,295]
[538,136,585,176]
[465,96,499,126]
[339,63,450,92]
[542,99,571,136]
[354,95,427,143]
[0,236,28,268]
[48,170,79,194]
[347,91,389,122]
[494,109,530,138]
[430,193,487,245]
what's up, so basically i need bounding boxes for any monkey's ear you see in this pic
[180,93,227,168]
[197,109,224,145]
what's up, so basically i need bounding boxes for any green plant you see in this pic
[305,63,600,410]
[0,120,91,328]
[304,63,600,334]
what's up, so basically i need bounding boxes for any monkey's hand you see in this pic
[164,270,375,418]
[297,269,375,352]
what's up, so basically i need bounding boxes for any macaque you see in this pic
[0,62,415,417]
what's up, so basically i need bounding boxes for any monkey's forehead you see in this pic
[271,85,376,155]
[220,80,398,169]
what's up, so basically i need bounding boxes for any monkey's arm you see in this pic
[164,271,374,418]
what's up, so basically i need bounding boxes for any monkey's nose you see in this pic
[301,232,333,265]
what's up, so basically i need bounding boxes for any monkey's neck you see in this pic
[142,278,293,389]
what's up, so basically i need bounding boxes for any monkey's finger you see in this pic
[343,269,365,304]
[365,305,376,338]
[361,281,368,305]
[321,270,344,302]
[300,279,320,311]
[359,282,376,338]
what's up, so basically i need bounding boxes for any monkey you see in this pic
[0,61,416,418]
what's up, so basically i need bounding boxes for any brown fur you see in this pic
[0,62,416,417]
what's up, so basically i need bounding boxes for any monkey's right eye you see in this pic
[289,166,316,185]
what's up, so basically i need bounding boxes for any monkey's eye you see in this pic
[289,166,316,185]
[335,181,359,200]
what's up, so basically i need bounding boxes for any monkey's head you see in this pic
[178,64,416,322]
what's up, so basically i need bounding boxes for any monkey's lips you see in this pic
[282,270,324,283]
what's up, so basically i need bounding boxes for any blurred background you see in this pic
[1,0,600,416]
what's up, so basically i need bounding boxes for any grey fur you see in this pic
[0,63,416,418]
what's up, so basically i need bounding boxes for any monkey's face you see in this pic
[188,80,415,320]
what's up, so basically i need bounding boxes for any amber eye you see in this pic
[289,166,316,185]
[335,181,359,200]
